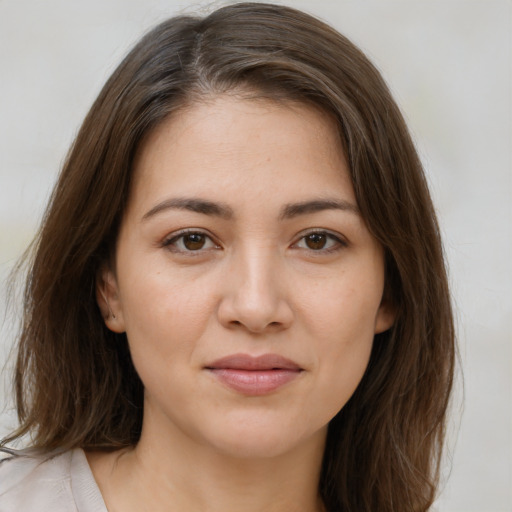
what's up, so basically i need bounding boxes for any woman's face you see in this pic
[101,95,394,459]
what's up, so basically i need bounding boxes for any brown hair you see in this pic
[3,3,455,511]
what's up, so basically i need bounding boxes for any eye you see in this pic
[163,230,220,253]
[294,231,347,253]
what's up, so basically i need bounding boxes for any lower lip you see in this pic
[207,369,301,395]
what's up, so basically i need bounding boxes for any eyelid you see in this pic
[162,229,221,253]
[292,229,348,253]
[161,228,348,255]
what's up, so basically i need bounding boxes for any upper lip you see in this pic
[205,353,302,371]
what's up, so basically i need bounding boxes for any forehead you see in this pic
[128,94,355,216]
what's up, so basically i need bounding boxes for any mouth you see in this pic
[205,353,303,396]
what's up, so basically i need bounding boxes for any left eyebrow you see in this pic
[279,199,359,220]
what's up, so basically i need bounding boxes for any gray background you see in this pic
[1,1,510,510]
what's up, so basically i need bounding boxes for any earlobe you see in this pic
[374,299,396,334]
[96,266,126,333]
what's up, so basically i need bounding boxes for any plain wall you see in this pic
[0,1,510,510]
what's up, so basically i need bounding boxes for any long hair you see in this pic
[3,3,455,511]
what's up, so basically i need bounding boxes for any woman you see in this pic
[0,3,455,511]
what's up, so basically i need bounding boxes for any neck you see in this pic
[89,412,327,512]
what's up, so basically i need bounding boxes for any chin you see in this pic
[202,415,327,460]
[212,434,299,460]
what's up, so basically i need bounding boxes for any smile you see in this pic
[205,353,303,396]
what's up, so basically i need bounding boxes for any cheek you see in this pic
[306,321,375,426]
[301,274,383,346]
[313,298,375,386]
[118,265,215,365]
[300,278,382,408]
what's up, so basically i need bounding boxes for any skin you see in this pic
[91,94,395,512]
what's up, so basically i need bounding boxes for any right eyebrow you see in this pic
[141,197,234,222]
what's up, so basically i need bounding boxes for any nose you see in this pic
[216,247,294,334]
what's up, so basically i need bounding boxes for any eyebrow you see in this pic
[142,197,234,221]
[141,197,359,222]
[278,198,359,220]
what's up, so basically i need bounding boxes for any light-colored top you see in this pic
[0,448,107,512]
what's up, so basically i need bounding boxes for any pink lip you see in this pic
[205,353,303,396]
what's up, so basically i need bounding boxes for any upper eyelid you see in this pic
[293,229,348,245]
[162,228,347,251]
[163,228,217,243]
[161,230,220,256]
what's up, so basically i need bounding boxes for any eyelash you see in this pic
[161,229,348,255]
[293,230,348,254]
[162,229,220,255]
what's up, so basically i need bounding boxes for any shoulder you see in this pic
[0,448,101,512]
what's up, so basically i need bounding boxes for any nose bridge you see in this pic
[237,243,277,304]
[218,241,292,332]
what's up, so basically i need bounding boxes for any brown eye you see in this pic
[183,233,206,250]
[294,231,346,253]
[304,233,327,250]
[163,231,218,253]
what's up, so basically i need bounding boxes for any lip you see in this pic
[205,353,303,396]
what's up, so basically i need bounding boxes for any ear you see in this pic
[374,297,396,334]
[96,265,126,333]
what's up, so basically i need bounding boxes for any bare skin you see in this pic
[90,94,394,512]
[87,431,325,512]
